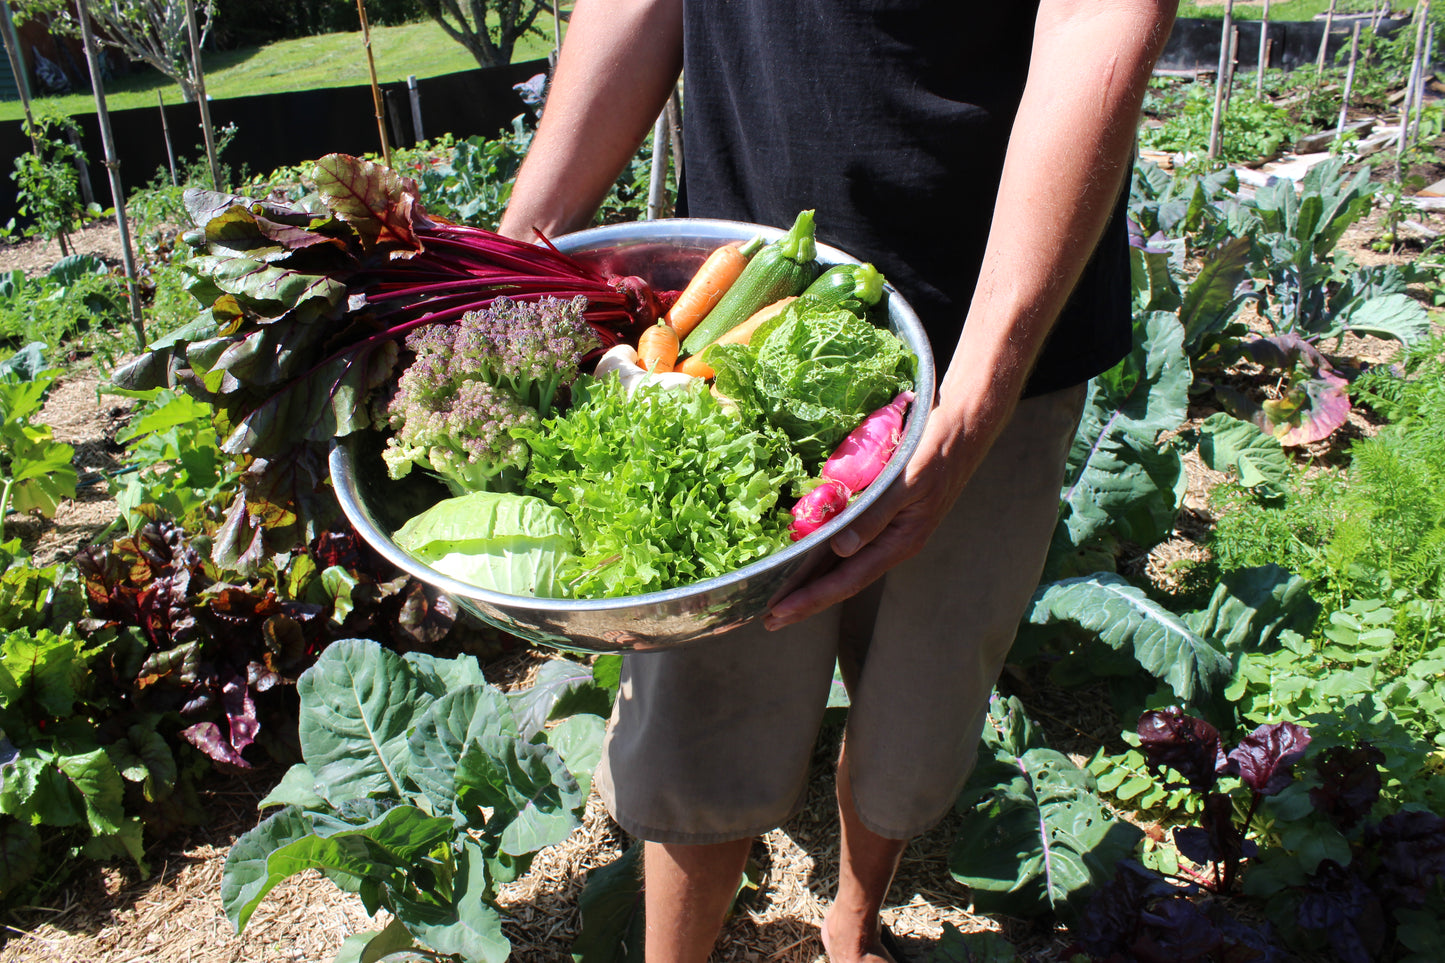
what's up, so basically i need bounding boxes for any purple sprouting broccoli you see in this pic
[383,295,599,493]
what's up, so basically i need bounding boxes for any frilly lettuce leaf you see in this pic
[393,491,579,598]
[517,378,805,598]
[707,297,915,466]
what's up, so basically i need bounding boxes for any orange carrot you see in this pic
[676,297,796,380]
[636,321,681,373]
[664,236,764,339]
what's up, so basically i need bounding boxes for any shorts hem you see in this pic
[602,783,810,845]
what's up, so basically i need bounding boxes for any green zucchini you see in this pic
[680,210,821,356]
[801,262,885,316]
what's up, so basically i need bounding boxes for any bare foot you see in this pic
[818,915,897,963]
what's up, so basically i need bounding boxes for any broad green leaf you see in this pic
[332,918,419,963]
[1337,292,1431,345]
[186,254,346,310]
[297,639,434,805]
[56,747,127,836]
[1178,236,1252,354]
[105,721,178,801]
[1195,413,1291,490]
[0,629,88,719]
[951,745,1142,920]
[402,650,488,697]
[1185,564,1320,653]
[408,684,515,819]
[450,711,584,855]
[222,803,454,932]
[570,842,645,963]
[1056,310,1190,554]
[1025,574,1233,707]
[258,763,326,812]
[510,659,610,737]
[389,837,510,963]
[547,714,606,798]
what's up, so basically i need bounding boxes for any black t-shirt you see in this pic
[677,0,1132,396]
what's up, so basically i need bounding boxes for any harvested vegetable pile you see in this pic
[117,154,921,602]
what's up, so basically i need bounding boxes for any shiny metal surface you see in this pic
[329,218,937,653]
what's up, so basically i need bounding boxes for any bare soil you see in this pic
[0,185,1437,962]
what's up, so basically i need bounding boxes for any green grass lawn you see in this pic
[1177,0,1390,19]
[1,20,557,124]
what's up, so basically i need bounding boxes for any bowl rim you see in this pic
[331,216,937,617]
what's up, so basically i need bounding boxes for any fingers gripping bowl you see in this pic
[329,218,936,653]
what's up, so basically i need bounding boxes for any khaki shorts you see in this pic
[593,383,1088,843]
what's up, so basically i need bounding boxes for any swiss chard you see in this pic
[113,153,662,570]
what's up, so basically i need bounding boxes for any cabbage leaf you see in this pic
[393,491,579,598]
[707,297,915,466]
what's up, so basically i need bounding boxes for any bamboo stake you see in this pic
[355,0,391,167]
[1208,0,1236,161]
[407,74,423,144]
[1411,22,1435,148]
[1256,0,1271,97]
[646,108,668,220]
[665,87,683,192]
[0,2,39,154]
[184,0,221,189]
[1397,0,1430,177]
[1316,0,1339,82]
[1338,21,1362,136]
[76,1,145,349]
[158,92,177,185]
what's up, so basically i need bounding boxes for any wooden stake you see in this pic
[1317,0,1339,82]
[0,2,39,155]
[407,74,424,144]
[1338,21,1362,136]
[356,0,391,167]
[1209,0,1236,160]
[184,0,221,190]
[1397,0,1430,177]
[76,1,145,349]
[1411,22,1435,147]
[158,92,177,185]
[1256,0,1271,97]
[646,106,669,220]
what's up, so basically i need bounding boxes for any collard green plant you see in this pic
[1047,308,1190,578]
[0,352,77,536]
[223,639,607,963]
[949,695,1143,921]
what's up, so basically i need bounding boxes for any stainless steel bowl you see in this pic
[329,218,936,653]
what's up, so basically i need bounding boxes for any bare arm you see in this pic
[497,0,684,240]
[766,0,1178,629]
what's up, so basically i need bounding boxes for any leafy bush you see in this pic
[9,112,99,254]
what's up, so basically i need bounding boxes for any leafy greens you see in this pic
[707,296,915,466]
[516,378,806,598]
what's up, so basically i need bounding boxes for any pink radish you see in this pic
[821,390,915,495]
[789,479,851,541]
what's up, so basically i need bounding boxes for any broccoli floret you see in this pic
[383,295,599,494]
